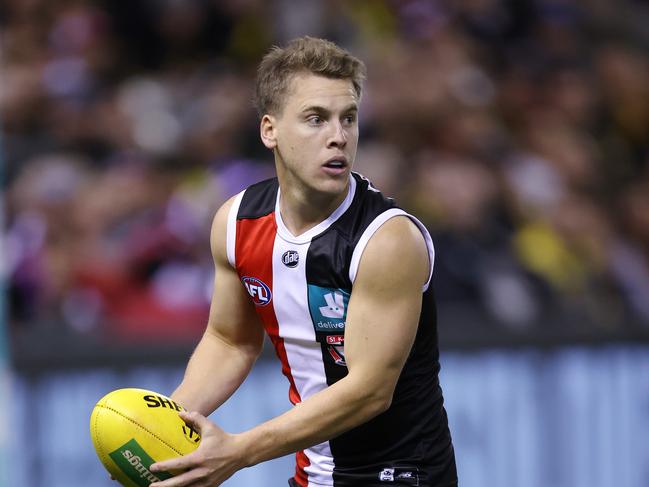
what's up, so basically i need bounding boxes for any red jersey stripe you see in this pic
[294,450,310,486]
[235,214,302,404]
[235,214,310,480]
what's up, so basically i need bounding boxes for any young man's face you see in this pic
[262,72,359,199]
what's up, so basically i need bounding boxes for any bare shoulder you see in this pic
[357,216,430,288]
[210,195,239,265]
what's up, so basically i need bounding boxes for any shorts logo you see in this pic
[379,466,420,485]
[242,276,272,306]
[281,250,299,268]
[380,468,395,482]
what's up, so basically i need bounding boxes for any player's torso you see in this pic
[226,173,456,486]
[229,174,389,400]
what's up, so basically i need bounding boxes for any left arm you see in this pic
[150,216,430,486]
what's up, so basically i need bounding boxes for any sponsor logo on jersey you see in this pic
[326,335,344,345]
[319,292,346,318]
[308,285,350,366]
[281,250,299,268]
[242,276,272,306]
[307,285,350,333]
[328,344,346,366]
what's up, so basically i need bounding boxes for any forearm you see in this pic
[237,371,392,467]
[172,327,260,415]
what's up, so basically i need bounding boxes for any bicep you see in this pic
[344,217,430,390]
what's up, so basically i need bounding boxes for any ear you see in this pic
[260,114,278,150]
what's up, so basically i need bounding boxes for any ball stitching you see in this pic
[96,404,186,457]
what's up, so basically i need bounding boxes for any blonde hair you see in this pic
[254,36,366,118]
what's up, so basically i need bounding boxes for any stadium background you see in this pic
[1,0,649,485]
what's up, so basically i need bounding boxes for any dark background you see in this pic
[4,0,649,368]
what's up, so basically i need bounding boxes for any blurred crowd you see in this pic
[2,0,649,344]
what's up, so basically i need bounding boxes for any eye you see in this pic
[307,115,323,126]
[342,113,357,125]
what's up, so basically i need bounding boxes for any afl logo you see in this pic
[282,250,299,268]
[242,277,272,306]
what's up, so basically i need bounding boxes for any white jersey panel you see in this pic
[271,234,334,485]
[304,442,335,486]
[225,190,245,268]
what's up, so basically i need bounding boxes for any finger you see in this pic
[149,467,207,487]
[179,410,212,434]
[150,451,200,474]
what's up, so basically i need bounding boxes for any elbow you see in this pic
[346,371,397,420]
[376,392,393,415]
[362,388,394,419]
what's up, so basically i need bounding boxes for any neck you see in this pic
[278,180,349,237]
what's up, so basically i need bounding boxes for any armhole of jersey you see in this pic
[226,190,245,269]
[349,209,436,292]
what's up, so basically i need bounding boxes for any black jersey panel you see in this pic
[306,229,353,385]
[237,177,278,220]
[338,173,398,245]
[306,230,353,290]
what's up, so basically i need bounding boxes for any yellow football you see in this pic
[90,388,201,487]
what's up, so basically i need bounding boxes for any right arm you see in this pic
[170,196,265,415]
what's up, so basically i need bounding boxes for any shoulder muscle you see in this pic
[356,216,430,291]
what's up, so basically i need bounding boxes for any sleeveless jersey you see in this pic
[226,173,457,487]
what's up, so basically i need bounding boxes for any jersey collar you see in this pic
[275,175,357,244]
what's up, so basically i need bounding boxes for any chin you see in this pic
[313,175,349,195]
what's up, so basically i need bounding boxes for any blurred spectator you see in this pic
[2,0,649,344]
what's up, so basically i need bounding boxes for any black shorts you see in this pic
[288,480,458,487]
[287,471,458,487]
[287,449,457,486]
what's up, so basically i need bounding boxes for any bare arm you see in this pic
[171,196,265,415]
[150,216,430,485]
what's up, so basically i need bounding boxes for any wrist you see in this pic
[230,431,256,469]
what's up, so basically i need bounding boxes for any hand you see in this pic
[149,411,245,487]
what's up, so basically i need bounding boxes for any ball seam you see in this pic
[92,408,106,460]
[96,404,185,457]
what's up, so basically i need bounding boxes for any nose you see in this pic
[326,121,347,149]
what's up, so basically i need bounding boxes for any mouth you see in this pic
[322,156,348,170]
